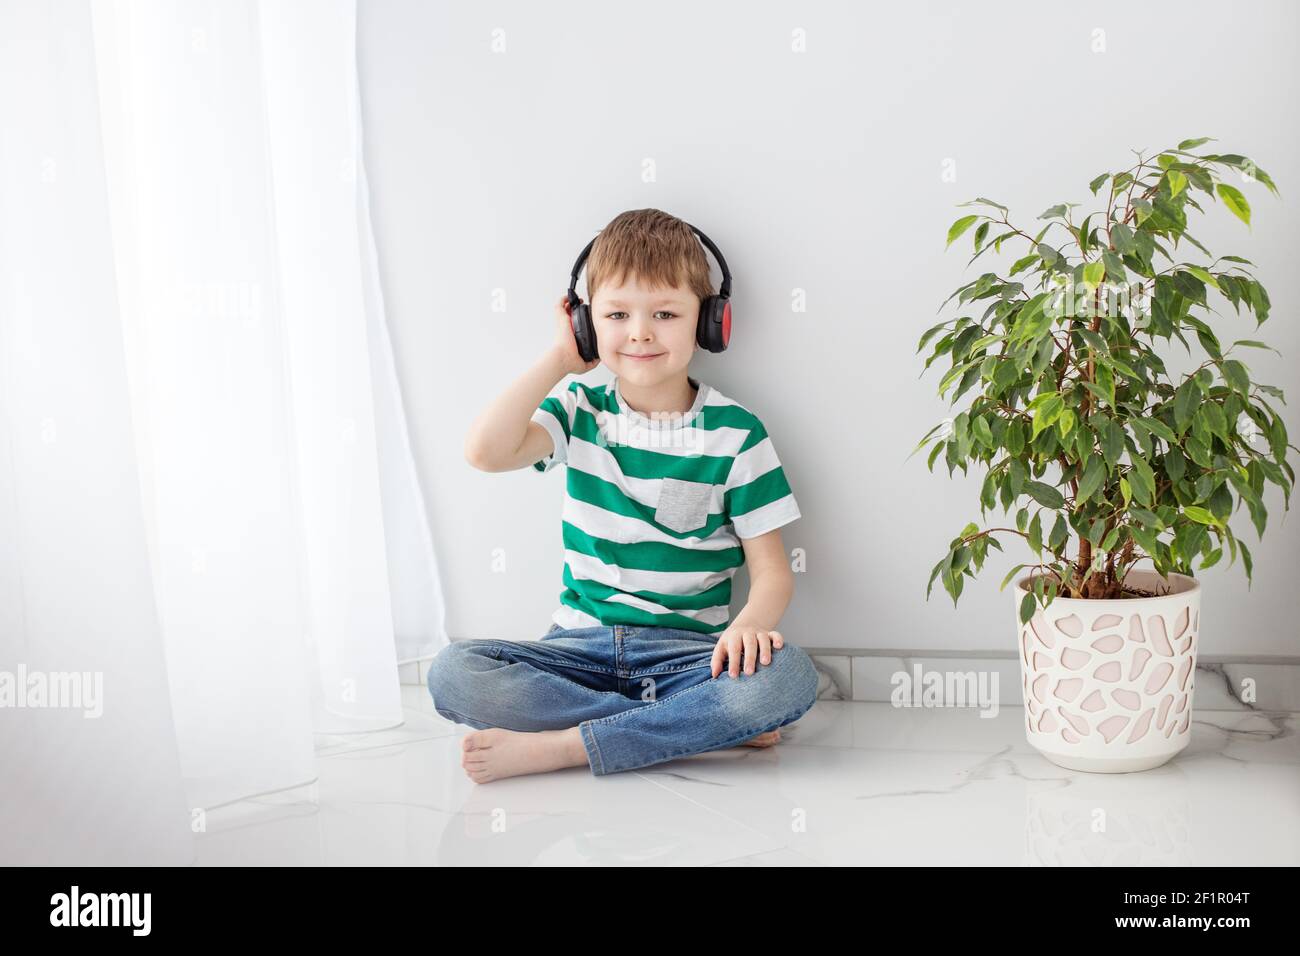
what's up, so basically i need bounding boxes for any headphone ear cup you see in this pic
[696,296,730,353]
[571,302,598,362]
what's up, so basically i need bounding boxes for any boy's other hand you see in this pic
[711,626,784,679]
[551,295,601,376]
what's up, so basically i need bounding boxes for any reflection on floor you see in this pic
[194,685,1300,866]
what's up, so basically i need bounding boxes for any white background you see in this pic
[357,0,1299,655]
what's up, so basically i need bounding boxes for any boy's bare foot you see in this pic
[461,727,588,783]
[739,729,781,748]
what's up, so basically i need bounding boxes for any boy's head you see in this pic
[584,209,714,386]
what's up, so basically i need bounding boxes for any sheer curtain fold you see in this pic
[0,0,444,863]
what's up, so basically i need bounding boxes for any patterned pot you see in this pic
[1015,569,1200,773]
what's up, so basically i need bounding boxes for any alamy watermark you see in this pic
[891,662,1000,717]
[50,886,150,935]
[592,406,709,456]
[0,665,102,718]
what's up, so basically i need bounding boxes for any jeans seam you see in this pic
[584,655,819,774]
[632,660,714,677]
[432,703,495,730]
[587,650,811,727]
[580,721,607,775]
[609,698,817,775]
[483,643,617,678]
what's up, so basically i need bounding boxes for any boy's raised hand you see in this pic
[551,295,601,375]
[711,626,785,679]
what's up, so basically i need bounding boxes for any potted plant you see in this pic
[914,138,1292,773]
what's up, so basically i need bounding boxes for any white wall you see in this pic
[357,0,1299,656]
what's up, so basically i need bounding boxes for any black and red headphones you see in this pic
[565,222,733,363]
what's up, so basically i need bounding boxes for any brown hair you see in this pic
[584,209,714,304]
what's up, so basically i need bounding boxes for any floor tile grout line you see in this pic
[632,767,792,855]
[314,729,463,759]
[310,704,1299,760]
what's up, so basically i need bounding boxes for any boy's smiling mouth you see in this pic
[620,352,664,360]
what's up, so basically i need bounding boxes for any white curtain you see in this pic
[0,0,446,864]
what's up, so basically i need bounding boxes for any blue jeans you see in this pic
[425,623,820,776]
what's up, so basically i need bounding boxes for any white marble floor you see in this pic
[194,685,1300,866]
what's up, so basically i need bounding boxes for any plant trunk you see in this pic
[1072,535,1137,599]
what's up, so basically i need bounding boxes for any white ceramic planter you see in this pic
[1015,569,1200,773]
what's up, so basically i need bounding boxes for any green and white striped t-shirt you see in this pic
[530,374,800,635]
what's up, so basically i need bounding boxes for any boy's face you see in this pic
[590,273,700,386]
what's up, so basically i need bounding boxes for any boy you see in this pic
[430,208,816,783]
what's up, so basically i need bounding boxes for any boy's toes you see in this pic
[739,729,781,748]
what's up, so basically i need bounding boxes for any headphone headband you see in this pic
[567,222,732,302]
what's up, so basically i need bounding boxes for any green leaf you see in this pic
[1082,260,1105,291]
[1097,422,1122,469]
[1098,352,1142,381]
[1019,591,1036,625]
[1174,378,1200,431]
[1009,253,1039,275]
[957,197,1009,213]
[1048,513,1069,551]
[926,556,947,599]
[1056,408,1076,439]
[1184,265,1221,291]
[1130,508,1164,531]
[1230,339,1281,356]
[1025,480,1065,509]
[1222,359,1250,396]
[1130,524,1159,557]
[1006,419,1026,456]
[1165,448,1186,485]
[1200,402,1228,439]
[1177,137,1215,150]
[1077,214,1093,256]
[1183,506,1222,528]
[1129,456,1156,505]
[1167,169,1187,198]
[1216,183,1252,227]
[1173,270,1207,305]
[1139,417,1177,443]
[1000,563,1030,591]
[1076,456,1106,504]
[1246,278,1271,321]
[1110,221,1136,255]
[1103,250,1128,282]
[916,321,949,353]
[946,215,980,248]
[1031,395,1064,438]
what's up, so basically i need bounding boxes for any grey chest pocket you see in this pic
[654,477,714,533]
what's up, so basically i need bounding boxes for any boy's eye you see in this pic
[604,311,678,320]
